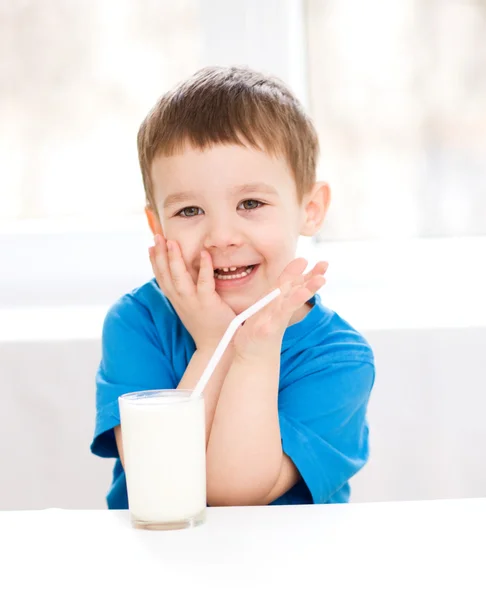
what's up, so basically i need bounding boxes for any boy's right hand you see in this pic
[149,234,237,352]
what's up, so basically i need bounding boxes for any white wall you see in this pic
[351,326,486,503]
[1,322,485,510]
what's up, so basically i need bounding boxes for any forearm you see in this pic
[206,342,283,505]
[177,344,235,445]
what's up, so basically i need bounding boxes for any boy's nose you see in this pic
[202,218,244,251]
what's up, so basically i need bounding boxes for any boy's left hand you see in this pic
[233,258,328,360]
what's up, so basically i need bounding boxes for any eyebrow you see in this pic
[231,182,279,196]
[163,191,201,208]
[163,182,279,208]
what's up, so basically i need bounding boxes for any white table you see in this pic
[1,499,484,599]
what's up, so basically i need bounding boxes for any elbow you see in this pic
[206,477,274,507]
[206,490,270,507]
[205,448,283,506]
[206,473,279,507]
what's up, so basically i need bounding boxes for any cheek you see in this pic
[258,242,297,282]
[176,238,199,272]
[256,224,298,258]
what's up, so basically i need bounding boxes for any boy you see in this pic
[91,66,375,508]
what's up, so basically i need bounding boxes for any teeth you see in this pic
[229,267,237,272]
[214,265,255,280]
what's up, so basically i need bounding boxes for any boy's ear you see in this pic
[145,207,163,236]
[299,182,331,237]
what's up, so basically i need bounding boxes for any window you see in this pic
[306,0,486,240]
[2,0,484,332]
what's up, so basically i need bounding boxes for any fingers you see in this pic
[235,259,328,352]
[197,250,216,296]
[304,261,328,282]
[166,240,196,296]
[301,273,327,297]
[271,258,328,319]
[276,263,327,324]
[305,274,327,295]
[268,261,328,326]
[278,258,328,292]
[279,261,328,299]
[278,257,308,292]
[150,235,195,297]
[150,234,175,295]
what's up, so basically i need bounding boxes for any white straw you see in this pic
[190,288,281,399]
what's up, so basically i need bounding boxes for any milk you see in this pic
[119,391,206,528]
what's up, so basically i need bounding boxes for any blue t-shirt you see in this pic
[91,279,375,508]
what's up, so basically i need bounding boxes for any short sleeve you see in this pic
[278,360,375,503]
[90,296,177,458]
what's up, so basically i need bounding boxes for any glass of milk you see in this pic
[118,389,206,530]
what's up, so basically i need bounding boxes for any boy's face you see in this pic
[150,142,325,315]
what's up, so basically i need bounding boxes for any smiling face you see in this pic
[148,142,329,315]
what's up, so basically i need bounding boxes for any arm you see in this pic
[205,258,328,506]
[206,339,300,506]
[114,237,238,468]
[206,352,375,507]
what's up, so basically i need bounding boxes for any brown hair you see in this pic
[137,65,319,212]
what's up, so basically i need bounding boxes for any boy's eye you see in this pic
[238,199,263,211]
[177,206,203,218]
[176,200,263,217]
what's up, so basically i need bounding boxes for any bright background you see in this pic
[1,0,485,509]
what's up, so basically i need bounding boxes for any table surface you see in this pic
[1,499,485,600]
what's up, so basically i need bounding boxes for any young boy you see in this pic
[91,65,375,508]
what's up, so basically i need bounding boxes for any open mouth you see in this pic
[213,265,257,280]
